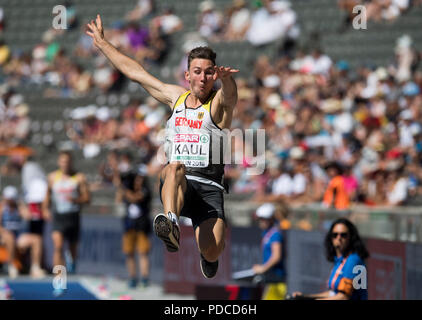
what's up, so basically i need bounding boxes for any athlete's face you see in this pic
[58,153,72,173]
[185,58,216,100]
[331,223,350,255]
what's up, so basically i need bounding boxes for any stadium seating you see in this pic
[1,0,421,196]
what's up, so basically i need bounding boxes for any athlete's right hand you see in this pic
[292,291,303,298]
[86,14,105,48]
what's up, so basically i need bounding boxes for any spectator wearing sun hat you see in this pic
[252,202,287,300]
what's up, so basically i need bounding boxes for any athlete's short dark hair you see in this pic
[187,46,217,70]
[58,150,72,159]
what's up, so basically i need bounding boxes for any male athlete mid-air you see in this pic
[87,15,238,278]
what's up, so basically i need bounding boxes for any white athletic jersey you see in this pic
[165,90,225,188]
[51,170,81,214]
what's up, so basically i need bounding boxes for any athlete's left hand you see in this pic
[86,14,106,48]
[252,264,266,274]
[213,66,239,81]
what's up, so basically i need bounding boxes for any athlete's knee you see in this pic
[52,237,63,250]
[138,252,149,259]
[53,238,63,249]
[53,245,63,252]
[16,236,29,249]
[166,162,186,181]
[2,231,15,243]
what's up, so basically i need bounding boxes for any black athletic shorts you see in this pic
[159,178,226,230]
[52,212,80,243]
[27,220,44,235]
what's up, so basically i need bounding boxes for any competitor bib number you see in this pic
[170,133,209,167]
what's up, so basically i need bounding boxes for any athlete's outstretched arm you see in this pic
[214,66,239,111]
[211,66,239,129]
[86,14,185,106]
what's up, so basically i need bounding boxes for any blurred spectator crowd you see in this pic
[226,32,422,209]
[0,0,300,97]
[63,95,167,163]
[0,91,31,148]
[338,0,413,26]
[0,0,422,211]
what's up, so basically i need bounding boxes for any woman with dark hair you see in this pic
[293,218,369,300]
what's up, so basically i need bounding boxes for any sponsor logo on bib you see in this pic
[171,133,210,167]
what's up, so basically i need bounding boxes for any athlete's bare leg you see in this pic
[139,253,149,280]
[1,230,19,277]
[52,231,65,267]
[126,253,136,279]
[195,217,226,262]
[1,230,16,264]
[17,234,43,267]
[31,235,43,267]
[159,162,187,216]
[154,162,187,252]
[69,241,78,264]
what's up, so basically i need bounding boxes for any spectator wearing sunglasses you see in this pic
[293,218,369,300]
